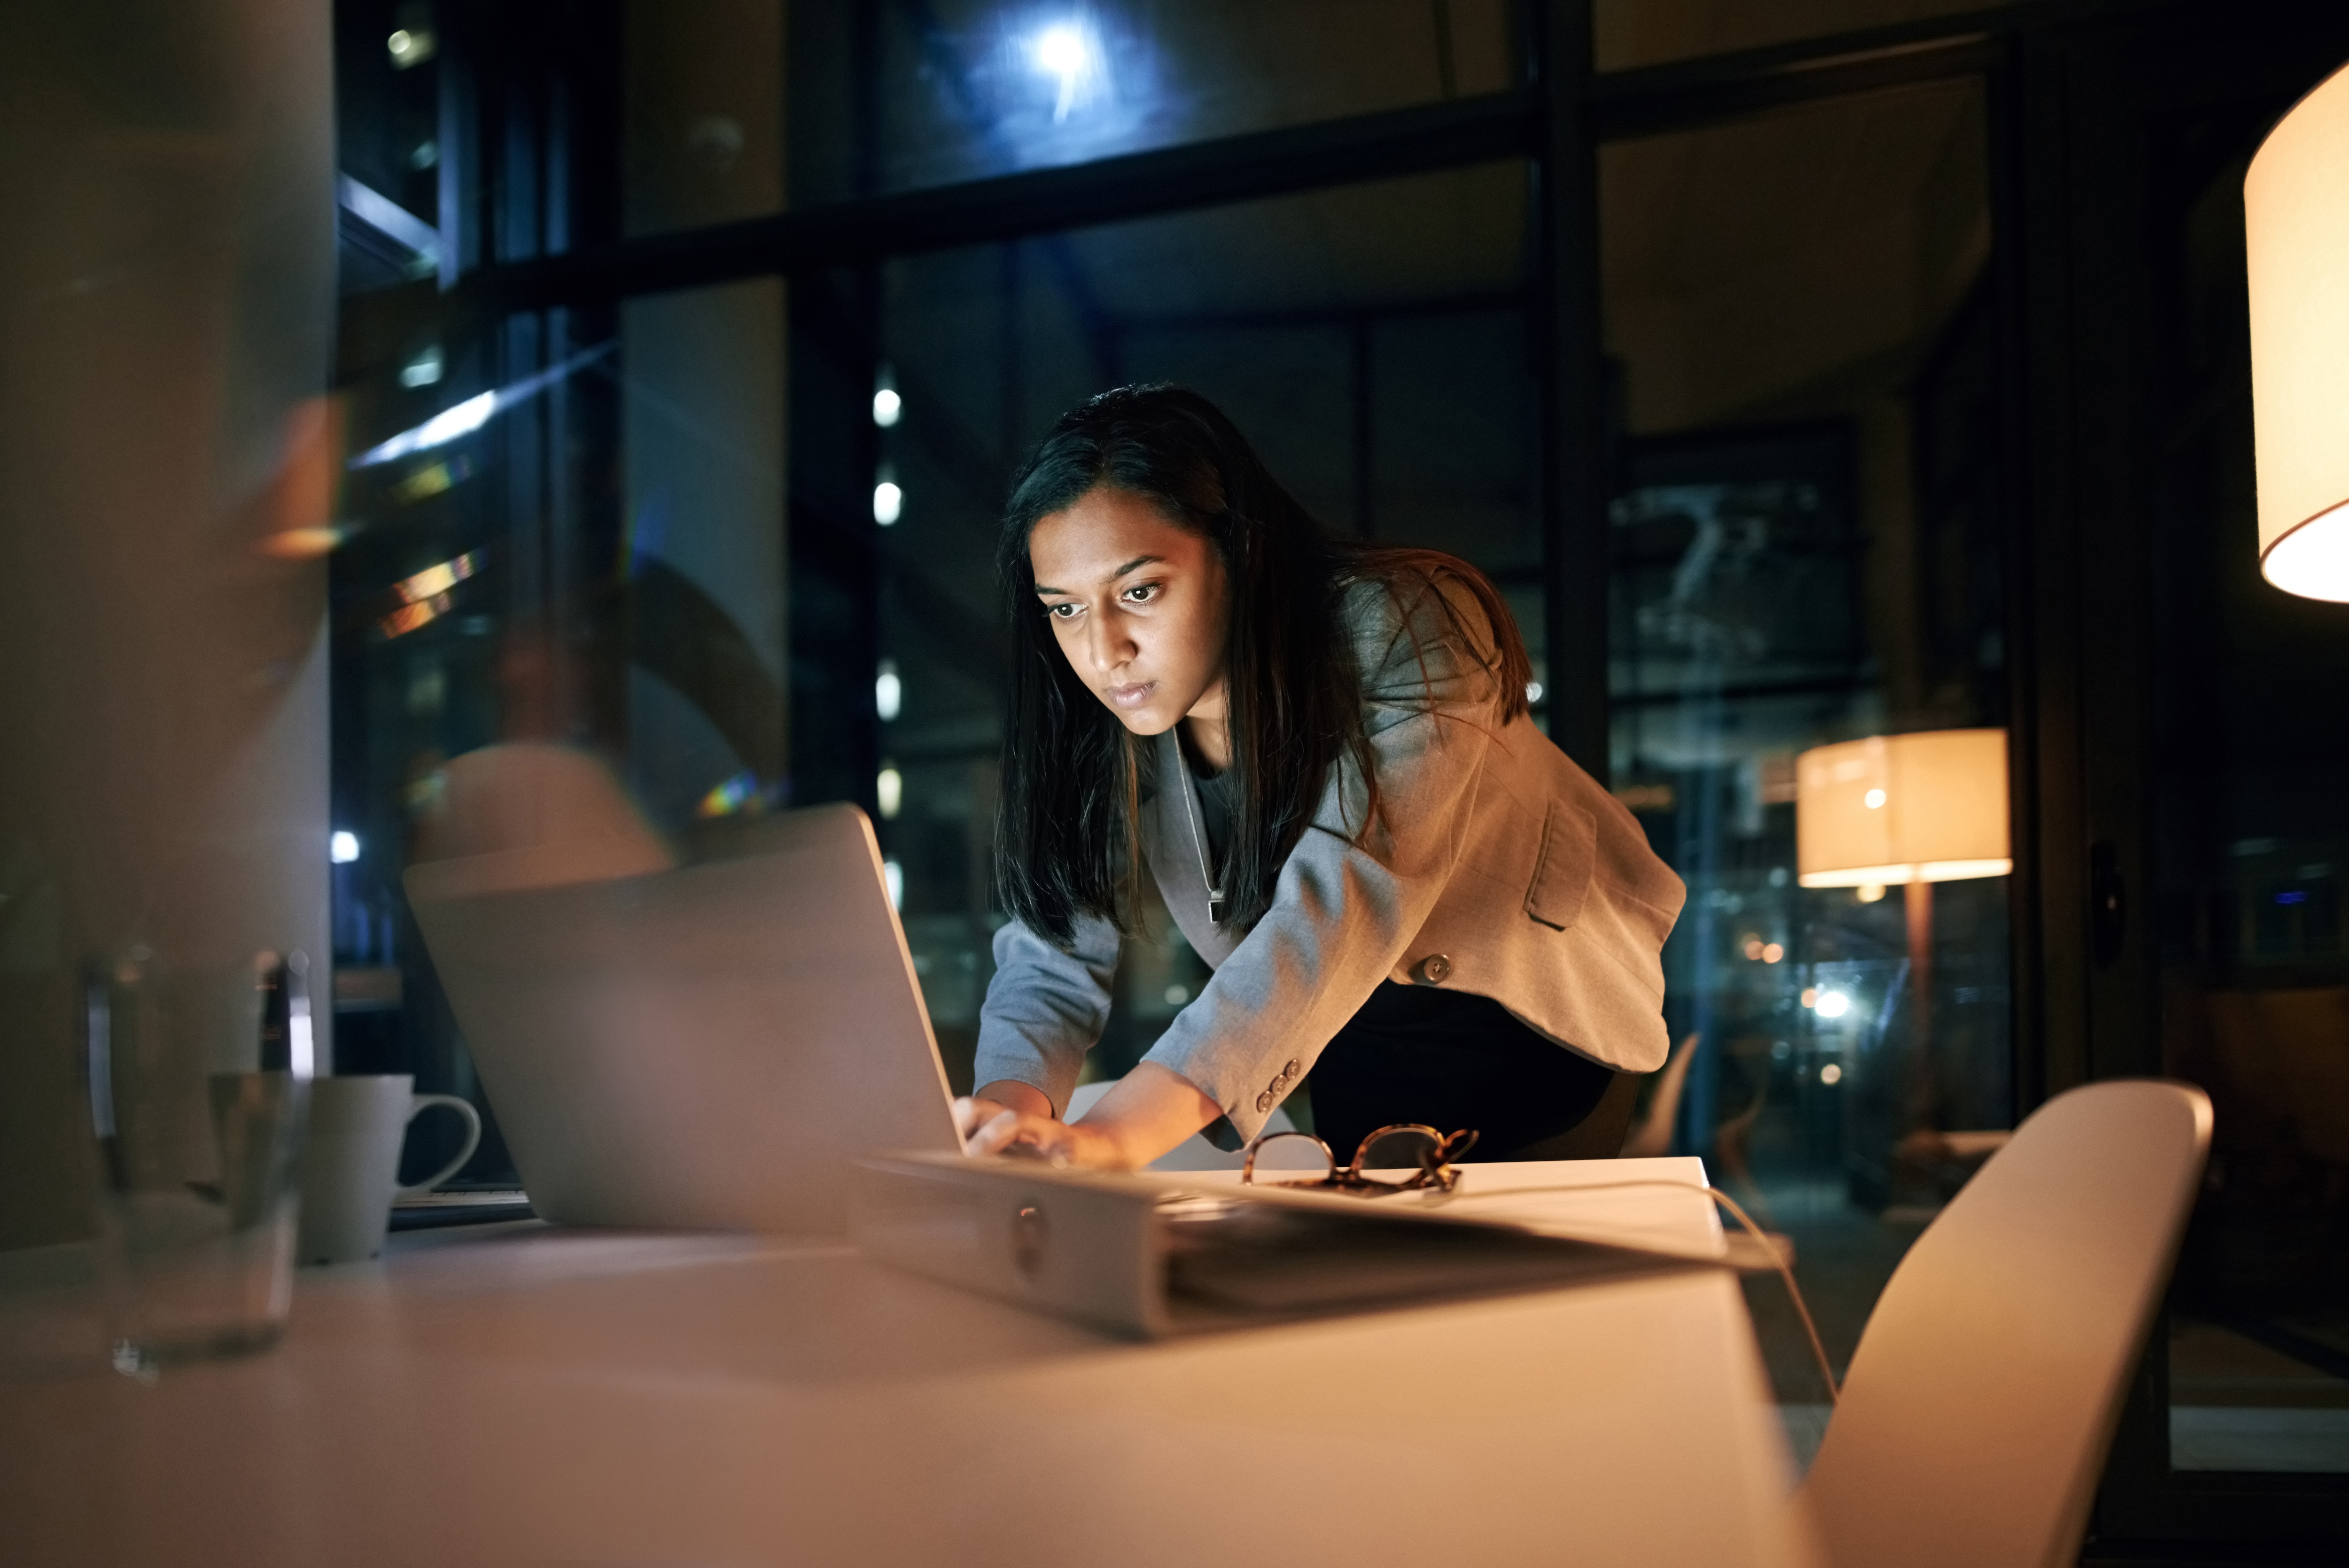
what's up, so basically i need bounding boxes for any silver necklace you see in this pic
[1175,737,1226,921]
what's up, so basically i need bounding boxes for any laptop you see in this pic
[405,803,961,1235]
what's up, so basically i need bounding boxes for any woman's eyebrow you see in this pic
[1033,554,1164,597]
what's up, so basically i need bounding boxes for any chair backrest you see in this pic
[1799,1079,2212,1568]
[1620,1031,1699,1158]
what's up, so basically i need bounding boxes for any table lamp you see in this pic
[2248,60,2349,602]
[1796,729,2011,1049]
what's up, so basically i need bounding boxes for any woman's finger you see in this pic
[965,1107,1034,1156]
[965,1108,1088,1163]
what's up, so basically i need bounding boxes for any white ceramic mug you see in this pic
[296,1075,482,1264]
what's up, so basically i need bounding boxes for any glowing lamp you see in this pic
[2248,62,2349,601]
[1796,729,2010,897]
[1797,729,2009,1063]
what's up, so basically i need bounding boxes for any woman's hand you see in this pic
[954,1063,1224,1172]
[952,1094,1125,1167]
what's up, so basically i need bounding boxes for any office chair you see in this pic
[1799,1079,2212,1568]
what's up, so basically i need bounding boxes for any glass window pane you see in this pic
[334,0,453,290]
[1601,79,2006,1428]
[791,0,1523,204]
[2147,128,2349,1474]
[872,162,1536,1090]
[624,2,788,239]
[1595,0,2022,73]
[334,2,793,261]
[330,279,786,1186]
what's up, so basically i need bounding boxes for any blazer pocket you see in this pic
[1525,800,1598,931]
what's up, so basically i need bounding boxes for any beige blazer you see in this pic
[973,574,1686,1150]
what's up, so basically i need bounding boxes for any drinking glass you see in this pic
[87,949,314,1374]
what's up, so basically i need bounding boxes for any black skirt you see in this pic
[1306,982,1618,1163]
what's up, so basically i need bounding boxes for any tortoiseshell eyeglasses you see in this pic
[1240,1124,1478,1196]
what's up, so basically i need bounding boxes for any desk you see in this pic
[2,1172,1823,1567]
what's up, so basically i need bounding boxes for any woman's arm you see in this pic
[956,581,1495,1166]
[961,908,1222,1167]
[1135,574,1503,1149]
[955,1062,1221,1168]
[967,911,1122,1115]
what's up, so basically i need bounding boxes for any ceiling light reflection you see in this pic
[394,550,480,605]
[1029,20,1104,122]
[386,27,437,68]
[388,455,471,505]
[350,343,614,469]
[379,593,451,639]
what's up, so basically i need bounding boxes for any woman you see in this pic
[957,384,1683,1171]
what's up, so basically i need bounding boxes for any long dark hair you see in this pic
[994,384,1531,946]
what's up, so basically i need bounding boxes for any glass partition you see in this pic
[790,0,1522,204]
[329,278,786,1186]
[2143,130,2349,1476]
[871,161,1538,1094]
[1601,77,2007,1420]
[1593,0,2020,73]
[624,2,787,239]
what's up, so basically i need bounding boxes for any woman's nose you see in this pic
[1085,612,1133,671]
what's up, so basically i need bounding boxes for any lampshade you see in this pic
[1796,729,2011,890]
[2248,61,2349,602]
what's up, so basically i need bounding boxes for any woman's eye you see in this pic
[1045,602,1081,620]
[1122,583,1159,604]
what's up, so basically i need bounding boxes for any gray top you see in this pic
[974,574,1686,1150]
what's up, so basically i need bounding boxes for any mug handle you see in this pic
[395,1094,484,1198]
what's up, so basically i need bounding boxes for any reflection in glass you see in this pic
[625,3,787,240]
[1593,0,2022,72]
[2145,109,2349,1472]
[329,267,785,1188]
[789,0,1521,202]
[1602,81,2007,1412]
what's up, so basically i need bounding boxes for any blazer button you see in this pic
[1255,1091,1274,1113]
[1283,1059,1300,1078]
[1413,954,1453,986]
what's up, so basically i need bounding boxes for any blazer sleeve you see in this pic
[971,911,1121,1116]
[1139,574,1503,1149]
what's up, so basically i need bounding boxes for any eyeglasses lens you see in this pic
[1246,1132,1333,1179]
[1356,1127,1444,1176]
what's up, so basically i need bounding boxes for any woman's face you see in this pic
[1027,485,1229,739]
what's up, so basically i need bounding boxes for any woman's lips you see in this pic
[1105,681,1156,709]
